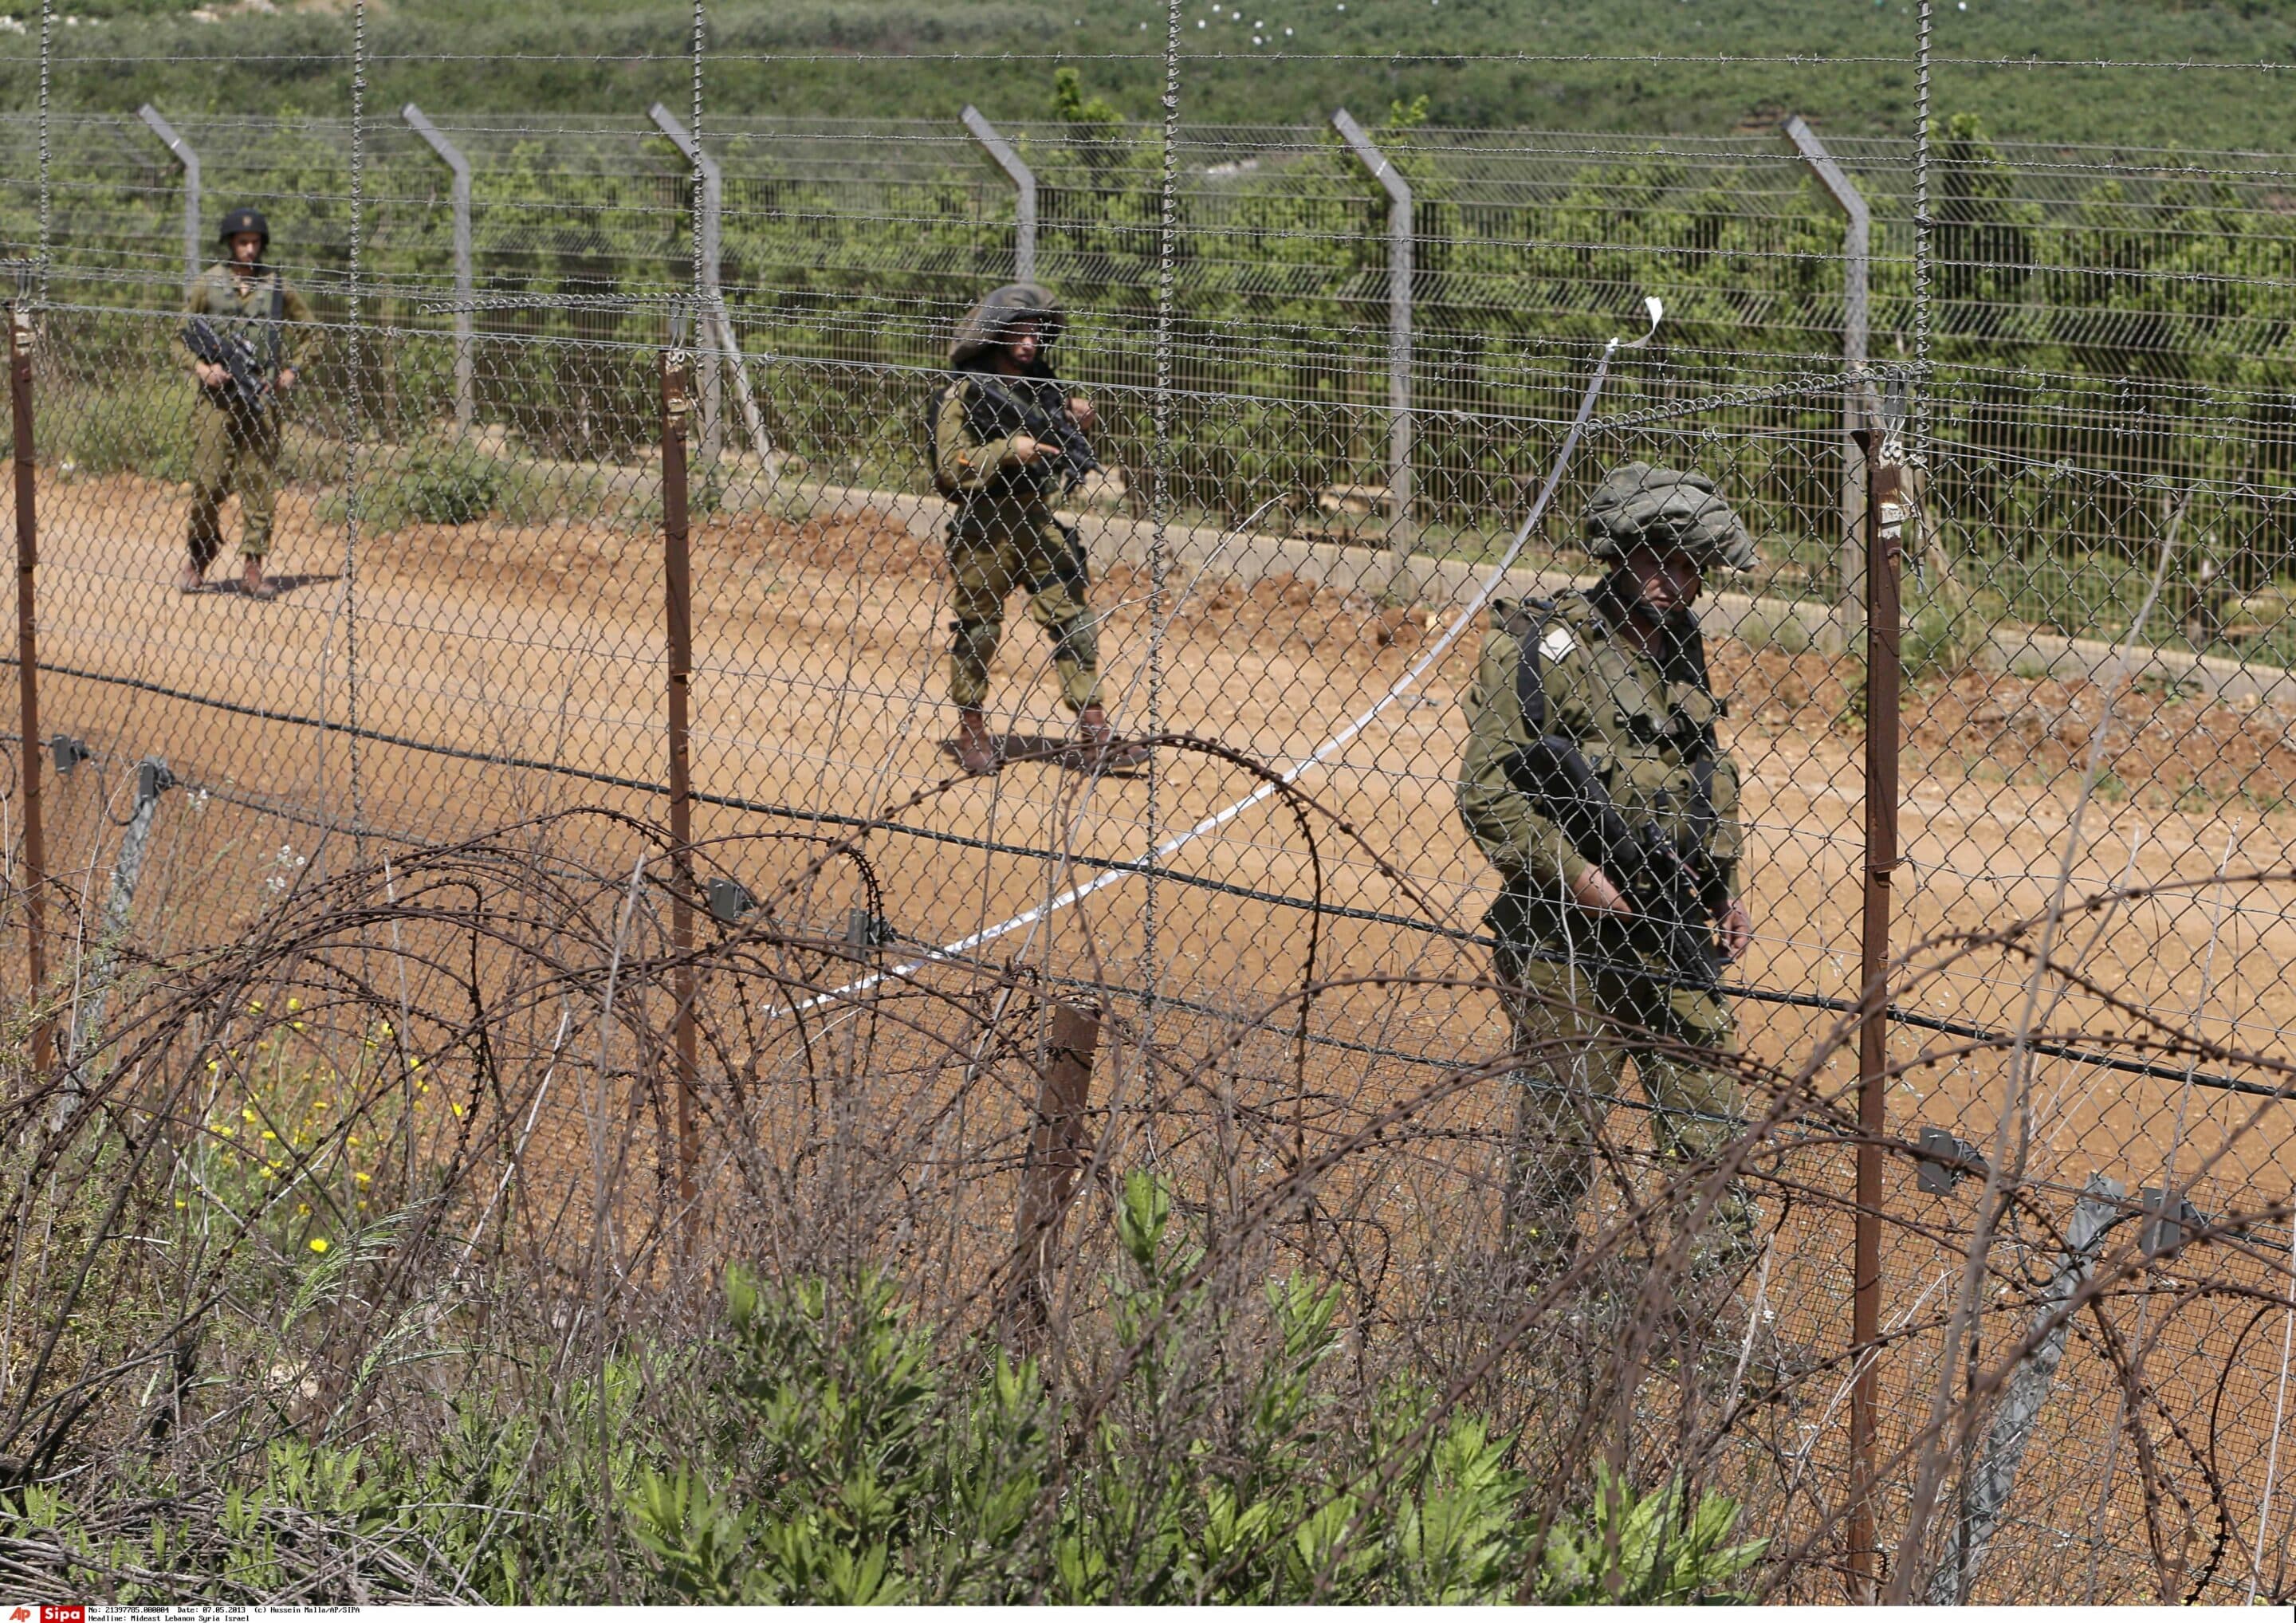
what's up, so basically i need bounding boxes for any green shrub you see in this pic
[623,1172,1772,1605]
[398,438,504,526]
[1539,1462,1768,1603]
[0,1166,1774,1604]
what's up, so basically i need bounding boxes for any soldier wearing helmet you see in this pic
[930,282,1142,772]
[1456,461,1763,1286]
[178,206,311,599]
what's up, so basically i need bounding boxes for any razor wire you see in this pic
[3,6,2296,1605]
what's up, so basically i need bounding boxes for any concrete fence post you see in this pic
[62,758,174,1119]
[1926,1175,2129,1601]
[961,105,1037,285]
[1331,108,1416,600]
[136,104,200,290]
[648,103,725,466]
[401,104,475,431]
[1005,1004,1100,1344]
[1783,114,1873,650]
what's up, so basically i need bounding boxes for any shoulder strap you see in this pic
[927,377,963,495]
[1659,608,1721,744]
[266,276,285,375]
[1501,599,1555,732]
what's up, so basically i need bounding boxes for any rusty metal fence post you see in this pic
[1846,422,1904,1596]
[8,305,47,1080]
[662,351,699,1240]
[1006,1004,1101,1342]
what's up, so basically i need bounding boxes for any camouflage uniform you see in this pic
[1456,462,1757,1263]
[933,379,1101,712]
[934,284,1102,715]
[183,261,309,566]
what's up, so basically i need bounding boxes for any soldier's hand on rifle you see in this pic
[1718,897,1753,964]
[1008,434,1055,466]
[1567,864,1633,917]
[1067,396,1097,433]
[195,362,230,389]
[275,367,297,395]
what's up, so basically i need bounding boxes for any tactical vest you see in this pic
[1501,590,1738,868]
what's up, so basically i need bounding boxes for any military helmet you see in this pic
[1582,461,1756,572]
[217,206,270,251]
[948,282,1063,367]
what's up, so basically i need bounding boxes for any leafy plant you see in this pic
[399,438,504,525]
[1537,1462,1769,1604]
[621,1175,1774,1605]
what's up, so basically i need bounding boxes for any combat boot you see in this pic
[1075,704,1149,771]
[952,706,999,774]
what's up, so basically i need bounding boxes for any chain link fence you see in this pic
[1,9,2294,1604]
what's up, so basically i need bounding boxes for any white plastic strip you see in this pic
[786,301,1661,1016]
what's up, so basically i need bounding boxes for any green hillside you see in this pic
[14,0,2296,149]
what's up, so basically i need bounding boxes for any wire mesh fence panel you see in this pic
[8,8,2296,1606]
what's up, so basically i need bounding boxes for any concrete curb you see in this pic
[751,477,2295,706]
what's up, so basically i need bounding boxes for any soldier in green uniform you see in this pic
[179,206,311,599]
[931,282,1143,772]
[1456,461,1762,1278]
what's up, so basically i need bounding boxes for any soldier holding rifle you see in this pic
[180,206,310,599]
[930,281,1143,773]
[1457,461,1763,1281]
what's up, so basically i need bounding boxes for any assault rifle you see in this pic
[1505,733,1727,990]
[965,374,1101,493]
[183,282,285,414]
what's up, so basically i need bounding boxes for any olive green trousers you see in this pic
[187,402,280,564]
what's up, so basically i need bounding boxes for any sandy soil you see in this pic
[18,470,2296,1597]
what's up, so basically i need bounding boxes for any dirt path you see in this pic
[21,471,2296,1597]
[25,473,2296,1169]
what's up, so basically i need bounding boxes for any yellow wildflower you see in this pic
[309,1237,329,1255]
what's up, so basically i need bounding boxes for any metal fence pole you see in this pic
[401,104,474,432]
[7,305,45,1080]
[1846,419,1902,1597]
[1331,108,1416,600]
[649,104,725,466]
[1783,116,1870,650]
[136,104,201,291]
[961,105,1037,285]
[661,351,699,1245]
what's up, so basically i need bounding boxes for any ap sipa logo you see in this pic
[39,1607,85,1623]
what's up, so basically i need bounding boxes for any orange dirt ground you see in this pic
[18,471,2296,1597]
